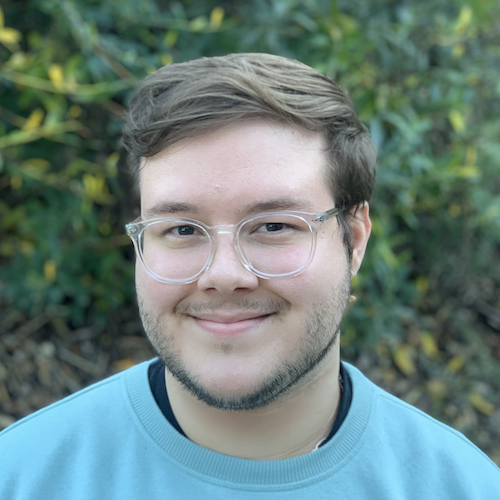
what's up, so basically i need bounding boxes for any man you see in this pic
[1,53,498,498]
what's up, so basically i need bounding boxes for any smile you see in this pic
[191,313,274,337]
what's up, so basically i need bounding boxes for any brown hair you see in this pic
[121,53,376,257]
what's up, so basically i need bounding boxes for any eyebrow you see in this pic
[143,197,316,220]
[143,202,199,219]
[242,197,316,215]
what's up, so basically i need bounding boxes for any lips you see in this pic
[191,312,274,336]
[191,311,272,323]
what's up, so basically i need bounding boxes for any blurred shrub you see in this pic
[1,0,499,342]
[1,0,499,462]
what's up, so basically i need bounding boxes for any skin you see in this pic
[136,119,371,460]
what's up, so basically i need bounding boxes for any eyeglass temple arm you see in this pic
[315,207,341,223]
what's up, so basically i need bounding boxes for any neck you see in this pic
[164,350,342,460]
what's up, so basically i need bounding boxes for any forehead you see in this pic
[139,120,333,218]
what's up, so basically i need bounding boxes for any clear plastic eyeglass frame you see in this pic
[125,207,340,285]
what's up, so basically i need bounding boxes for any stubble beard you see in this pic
[138,272,351,411]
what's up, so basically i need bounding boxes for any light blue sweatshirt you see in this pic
[0,360,498,499]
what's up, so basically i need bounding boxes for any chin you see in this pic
[175,359,279,410]
[166,348,330,411]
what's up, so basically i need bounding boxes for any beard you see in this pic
[138,271,351,411]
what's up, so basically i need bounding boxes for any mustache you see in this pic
[175,298,291,316]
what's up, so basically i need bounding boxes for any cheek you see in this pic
[319,229,350,272]
[135,265,187,313]
[270,268,340,310]
[282,244,348,304]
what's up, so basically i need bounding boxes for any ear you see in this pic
[350,203,371,274]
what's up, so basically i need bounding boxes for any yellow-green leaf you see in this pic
[329,25,342,42]
[448,204,462,217]
[23,158,51,171]
[415,276,428,294]
[68,105,82,118]
[448,110,466,133]
[22,108,45,131]
[48,64,64,90]
[375,341,390,359]
[189,16,207,32]
[420,331,441,360]
[470,392,495,416]
[20,240,35,256]
[83,173,106,198]
[467,74,479,85]
[164,30,178,48]
[338,13,357,34]
[10,174,22,190]
[370,216,382,236]
[394,344,416,376]
[405,75,418,88]
[456,166,479,178]
[455,6,473,34]
[107,152,119,167]
[452,43,465,57]
[447,354,465,374]
[6,52,30,70]
[465,146,477,165]
[0,121,85,149]
[0,27,21,44]
[426,379,447,401]
[209,7,225,30]
[161,54,173,66]
[43,259,57,282]
[0,6,4,27]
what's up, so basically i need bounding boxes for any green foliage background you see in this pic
[1,0,499,463]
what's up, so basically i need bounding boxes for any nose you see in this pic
[197,232,259,294]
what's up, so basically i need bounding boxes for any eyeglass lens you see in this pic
[139,214,314,281]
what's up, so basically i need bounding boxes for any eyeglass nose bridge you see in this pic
[211,223,238,234]
[209,224,240,243]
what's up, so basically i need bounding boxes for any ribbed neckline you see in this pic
[124,360,374,488]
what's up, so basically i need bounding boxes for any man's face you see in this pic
[136,120,363,410]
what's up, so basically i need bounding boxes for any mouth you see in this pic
[190,312,275,337]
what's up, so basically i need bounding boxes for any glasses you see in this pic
[125,207,340,284]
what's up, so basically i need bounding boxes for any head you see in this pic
[121,54,376,410]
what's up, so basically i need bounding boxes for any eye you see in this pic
[247,221,288,234]
[144,220,208,246]
[247,220,303,235]
[157,224,202,238]
[174,225,197,236]
[264,223,285,232]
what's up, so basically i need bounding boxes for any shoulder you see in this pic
[0,360,155,499]
[343,363,500,490]
[0,360,151,456]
